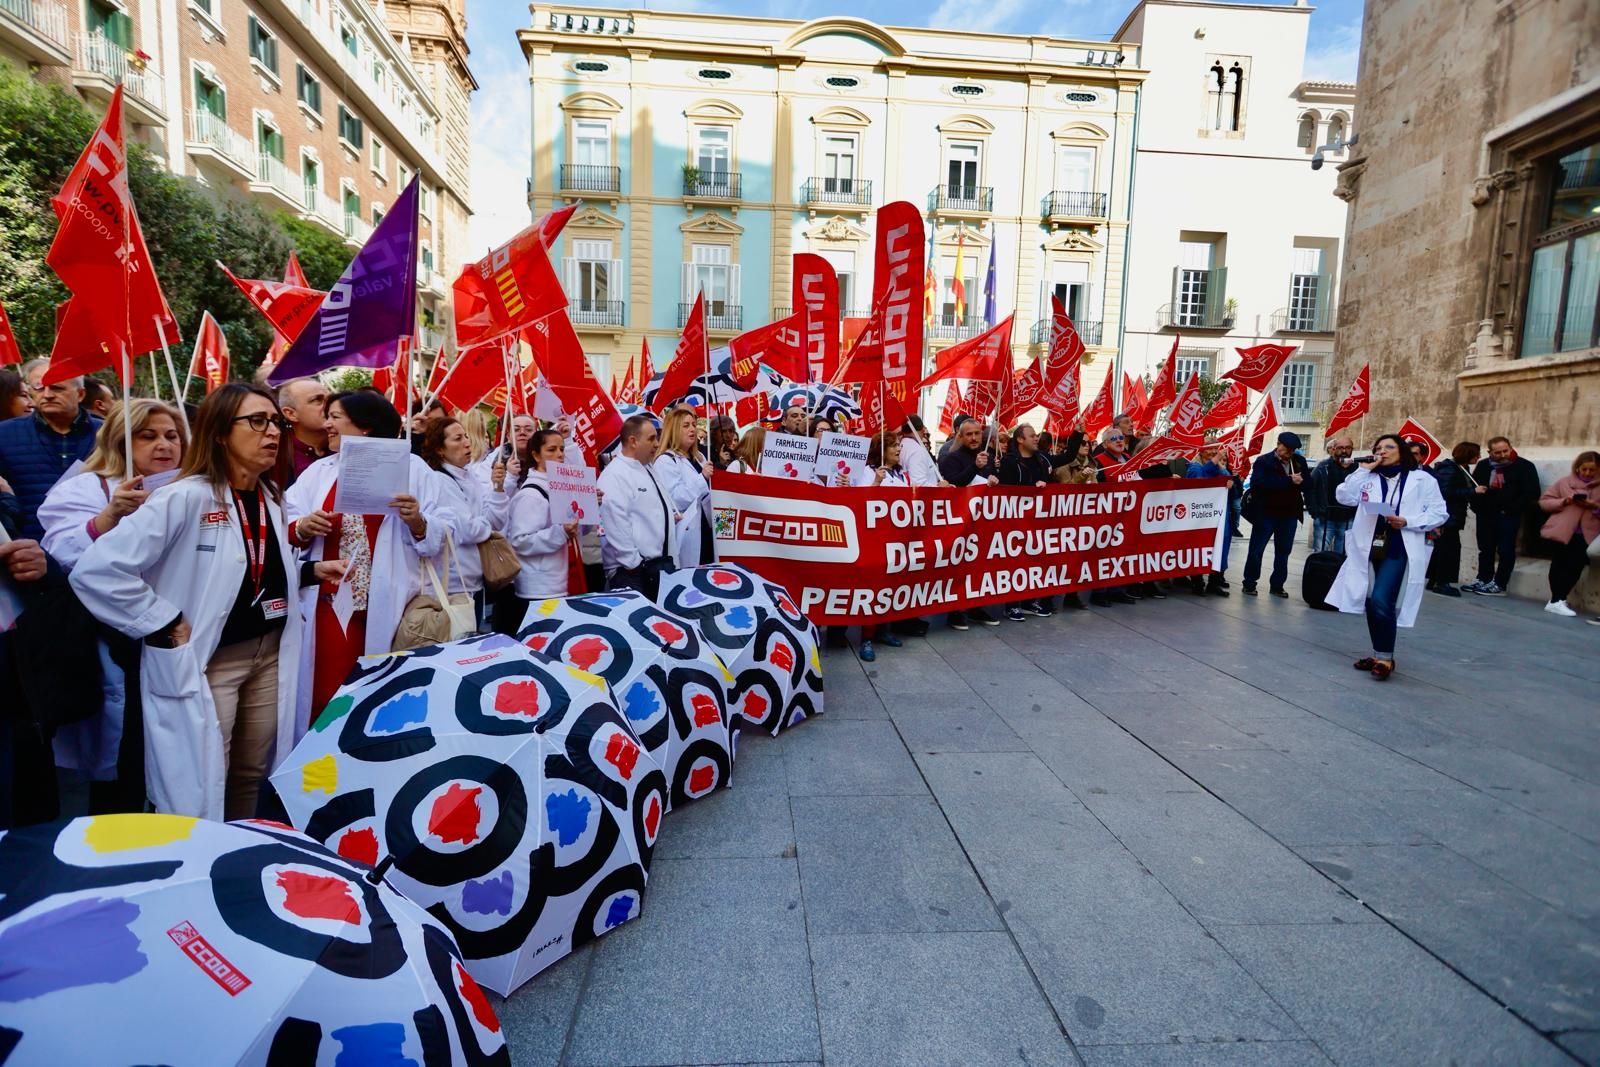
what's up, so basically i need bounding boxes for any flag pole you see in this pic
[154,317,189,435]
[403,337,415,443]
[421,350,463,415]
[120,342,134,465]
[148,352,162,400]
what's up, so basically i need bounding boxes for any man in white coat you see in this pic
[599,414,678,601]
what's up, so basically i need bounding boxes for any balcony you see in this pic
[252,153,304,211]
[417,326,445,352]
[559,163,620,196]
[679,302,742,333]
[1159,267,1232,329]
[73,32,165,125]
[570,299,625,328]
[684,171,741,202]
[802,177,872,210]
[1041,190,1108,224]
[300,186,344,235]
[928,312,986,341]
[344,211,373,246]
[928,184,993,215]
[186,109,253,180]
[1271,305,1336,334]
[1030,318,1103,346]
[0,0,70,65]
[420,269,447,297]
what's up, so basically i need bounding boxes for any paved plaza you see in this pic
[491,543,1600,1067]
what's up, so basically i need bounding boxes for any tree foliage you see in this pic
[0,62,353,386]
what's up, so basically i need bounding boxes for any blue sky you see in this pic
[463,0,1364,251]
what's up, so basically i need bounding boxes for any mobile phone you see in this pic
[1352,454,1377,464]
[500,442,514,461]
[1575,492,1589,502]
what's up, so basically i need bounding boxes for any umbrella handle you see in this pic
[366,853,397,885]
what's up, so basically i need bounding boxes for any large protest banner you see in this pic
[710,473,1230,625]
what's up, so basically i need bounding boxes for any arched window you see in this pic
[1297,113,1316,149]
[1209,61,1244,132]
[1325,113,1347,151]
[1208,63,1226,130]
[1227,64,1244,132]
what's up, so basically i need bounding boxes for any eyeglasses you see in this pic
[232,413,289,434]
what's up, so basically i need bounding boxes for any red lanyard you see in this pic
[232,490,268,602]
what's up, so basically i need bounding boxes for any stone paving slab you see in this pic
[1080,1042,1335,1066]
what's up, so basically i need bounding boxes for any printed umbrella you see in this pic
[658,564,824,736]
[516,591,735,810]
[641,350,782,409]
[771,382,862,425]
[264,632,667,994]
[0,814,507,1065]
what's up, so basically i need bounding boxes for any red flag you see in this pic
[966,379,999,420]
[793,253,840,382]
[1129,374,1149,415]
[1224,343,1298,392]
[1081,363,1117,441]
[1201,380,1248,429]
[264,253,311,366]
[0,300,20,367]
[424,350,449,398]
[1098,434,1198,481]
[1144,337,1179,413]
[434,341,504,413]
[186,311,230,394]
[537,204,578,248]
[617,344,637,402]
[922,316,1013,388]
[525,313,623,459]
[1045,408,1077,440]
[1121,371,1139,414]
[734,391,767,426]
[454,220,567,349]
[1000,355,1045,426]
[1324,364,1370,438]
[939,381,965,434]
[1039,296,1085,423]
[652,293,707,413]
[1397,416,1442,465]
[729,311,807,386]
[371,363,393,403]
[858,380,909,437]
[871,202,925,394]
[619,340,647,405]
[1247,394,1281,456]
[44,86,178,384]
[1216,424,1248,473]
[220,263,326,348]
[1167,372,1207,444]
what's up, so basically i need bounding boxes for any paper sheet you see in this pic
[331,568,357,632]
[141,469,181,492]
[0,526,22,632]
[334,437,412,515]
[1361,499,1397,517]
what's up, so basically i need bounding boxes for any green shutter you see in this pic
[1205,267,1229,326]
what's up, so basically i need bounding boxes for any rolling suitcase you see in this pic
[1302,551,1343,611]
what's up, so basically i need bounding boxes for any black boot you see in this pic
[1207,573,1230,597]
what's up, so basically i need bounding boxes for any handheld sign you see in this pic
[548,462,600,523]
[760,432,819,482]
[817,431,870,486]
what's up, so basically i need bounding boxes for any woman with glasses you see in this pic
[1327,433,1448,680]
[286,390,446,724]
[420,416,511,631]
[71,385,340,820]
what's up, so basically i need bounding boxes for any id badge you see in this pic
[261,597,289,621]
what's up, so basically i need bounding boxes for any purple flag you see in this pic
[267,177,419,385]
[982,235,997,327]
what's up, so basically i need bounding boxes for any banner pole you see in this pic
[421,350,462,415]
[154,317,189,435]
[121,342,134,464]
[147,352,161,401]
[403,338,415,443]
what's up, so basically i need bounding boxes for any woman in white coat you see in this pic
[71,385,333,821]
[285,390,445,724]
[498,428,577,633]
[421,416,511,630]
[40,399,185,813]
[654,408,715,567]
[1329,433,1449,681]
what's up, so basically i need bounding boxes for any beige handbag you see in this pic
[393,538,476,650]
[478,531,520,592]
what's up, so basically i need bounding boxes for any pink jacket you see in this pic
[1539,473,1600,544]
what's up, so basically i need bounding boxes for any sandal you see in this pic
[1353,657,1377,672]
[1369,659,1395,680]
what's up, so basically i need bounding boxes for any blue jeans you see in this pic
[1367,542,1409,656]
[1243,516,1298,590]
[1312,516,1352,554]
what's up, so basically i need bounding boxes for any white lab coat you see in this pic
[900,436,940,486]
[431,464,511,595]
[69,476,304,820]
[506,469,570,599]
[654,450,710,568]
[284,453,446,728]
[1328,468,1449,628]
[597,454,678,575]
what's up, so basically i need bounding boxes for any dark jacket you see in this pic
[939,445,992,486]
[999,447,1078,486]
[1249,450,1310,520]
[1432,458,1475,530]
[1307,456,1358,522]
[0,410,102,540]
[1470,456,1540,516]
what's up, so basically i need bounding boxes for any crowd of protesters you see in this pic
[1,359,1595,828]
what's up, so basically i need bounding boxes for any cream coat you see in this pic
[284,452,446,728]
[1328,468,1449,628]
[654,450,711,567]
[69,476,304,820]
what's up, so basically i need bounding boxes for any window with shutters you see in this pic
[247,15,278,78]
[1522,139,1600,357]
[945,141,981,201]
[86,0,132,49]
[297,65,321,115]
[823,134,857,195]
[339,106,364,151]
[1175,354,1211,384]
[574,119,610,166]
[371,205,385,227]
[565,239,622,323]
[1177,240,1214,327]
[256,117,283,163]
[342,184,360,231]
[1287,246,1326,331]
[694,126,733,192]
[301,154,319,209]
[194,70,226,120]
[1278,361,1317,417]
[370,136,386,180]
[685,244,738,319]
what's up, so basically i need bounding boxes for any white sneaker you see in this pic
[1544,600,1578,617]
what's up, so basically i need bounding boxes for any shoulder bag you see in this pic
[393,537,476,650]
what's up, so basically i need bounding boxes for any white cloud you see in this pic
[1304,19,1361,82]
[467,57,533,256]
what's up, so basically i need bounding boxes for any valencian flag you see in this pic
[44,86,178,384]
[1166,372,1208,445]
[269,178,421,384]
[921,316,1012,388]
[220,262,325,354]
[1324,363,1370,437]
[729,311,808,387]
[453,207,567,352]
[793,253,840,382]
[1247,394,1280,456]
[939,380,965,434]
[262,253,313,366]
[652,293,707,413]
[0,299,20,367]
[187,311,229,394]
[1081,363,1117,441]
[1201,379,1248,429]
[1398,416,1443,465]
[1224,343,1298,392]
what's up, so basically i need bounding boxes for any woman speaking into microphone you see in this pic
[71,385,338,820]
[1327,433,1448,680]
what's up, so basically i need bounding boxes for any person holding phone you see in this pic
[1536,451,1600,618]
[1326,433,1448,681]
